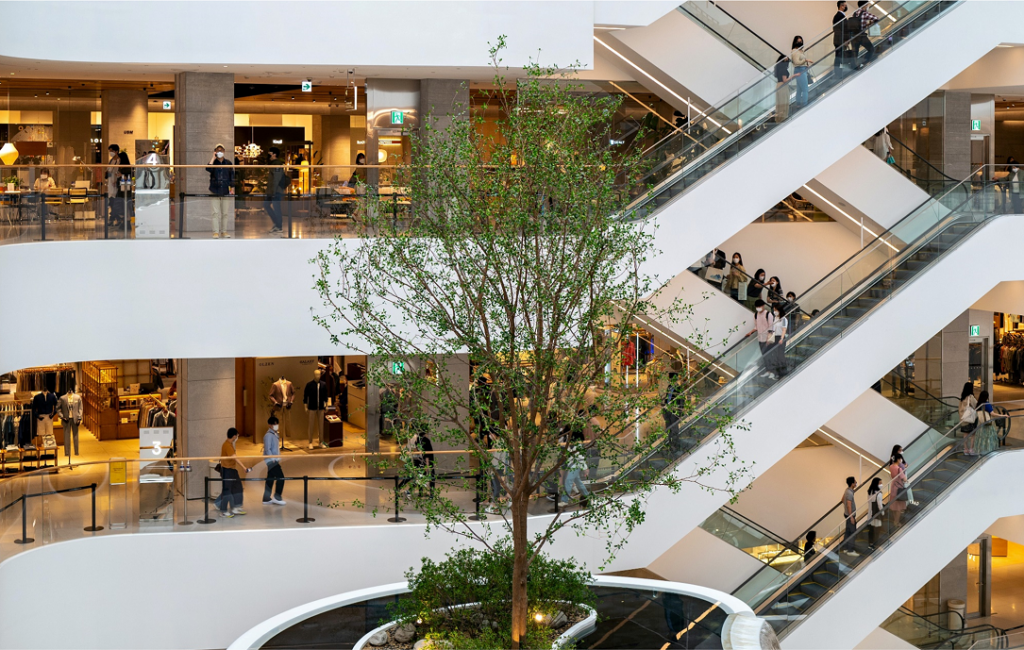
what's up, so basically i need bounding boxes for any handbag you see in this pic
[869,23,882,37]
[886,154,895,165]
[214,463,223,475]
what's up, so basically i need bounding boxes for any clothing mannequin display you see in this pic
[31,387,58,450]
[58,388,83,458]
[269,377,295,410]
[303,370,328,449]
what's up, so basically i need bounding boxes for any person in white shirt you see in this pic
[765,303,789,379]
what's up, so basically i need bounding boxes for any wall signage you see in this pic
[301,80,313,92]
[970,324,981,337]
[391,110,404,125]
[972,119,982,131]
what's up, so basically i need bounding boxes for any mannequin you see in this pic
[269,377,295,443]
[304,370,327,449]
[58,387,83,460]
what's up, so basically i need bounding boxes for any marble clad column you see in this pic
[174,72,234,233]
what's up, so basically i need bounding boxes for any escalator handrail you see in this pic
[718,505,801,552]
[758,421,1017,635]
[887,131,960,184]
[731,419,962,601]
[602,172,1005,500]
[625,0,959,214]
[602,179,997,489]
[677,1,784,71]
[879,374,960,414]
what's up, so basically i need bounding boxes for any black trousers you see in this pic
[264,464,285,501]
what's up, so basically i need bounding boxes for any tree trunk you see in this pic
[510,483,530,649]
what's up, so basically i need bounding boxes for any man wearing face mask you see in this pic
[205,144,235,239]
[262,416,286,505]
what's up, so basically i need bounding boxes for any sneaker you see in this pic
[232,508,247,515]
[262,500,274,505]
[221,233,231,239]
[220,511,234,518]
[272,498,286,505]
[213,232,220,239]
[268,226,282,234]
[844,550,860,557]
[308,443,315,450]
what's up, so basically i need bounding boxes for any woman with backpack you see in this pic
[867,477,884,550]
[959,382,978,455]
[974,389,997,456]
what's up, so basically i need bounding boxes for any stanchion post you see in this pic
[198,476,216,524]
[14,497,33,544]
[178,191,185,239]
[38,199,46,241]
[469,472,485,521]
[388,474,407,523]
[103,195,109,240]
[296,476,316,523]
[548,482,560,515]
[178,462,194,526]
[84,483,104,532]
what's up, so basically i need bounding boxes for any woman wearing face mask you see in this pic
[747,269,766,310]
[867,477,884,550]
[750,299,775,367]
[790,36,812,108]
[765,302,789,379]
[766,276,784,309]
[726,252,747,301]
[33,167,56,192]
[262,416,286,505]
[888,445,918,506]
[784,291,802,333]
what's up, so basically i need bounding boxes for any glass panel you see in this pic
[677,2,783,71]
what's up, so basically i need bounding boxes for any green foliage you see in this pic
[390,541,593,648]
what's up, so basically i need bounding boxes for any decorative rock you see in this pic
[491,620,498,630]
[414,639,452,650]
[550,611,568,628]
[479,618,490,631]
[367,630,389,647]
[394,623,417,643]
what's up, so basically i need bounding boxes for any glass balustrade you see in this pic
[630,1,958,218]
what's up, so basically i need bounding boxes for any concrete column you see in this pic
[178,358,236,499]
[52,110,93,187]
[101,90,148,158]
[320,115,352,177]
[938,547,968,622]
[365,79,419,187]
[174,72,234,233]
[942,310,970,399]
[419,79,469,139]
[943,91,972,181]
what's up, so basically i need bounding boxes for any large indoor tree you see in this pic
[313,39,751,648]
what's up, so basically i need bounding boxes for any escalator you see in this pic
[881,606,1006,649]
[603,166,1020,577]
[736,416,1021,640]
[623,1,1010,279]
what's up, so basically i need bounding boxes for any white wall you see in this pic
[608,8,763,108]
[717,1,836,55]
[853,628,917,650]
[986,515,1024,546]
[973,281,1024,314]
[0,2,595,71]
[729,444,864,541]
[643,1,1012,288]
[808,145,933,233]
[0,239,357,375]
[594,1,679,27]
[784,449,1024,649]
[646,268,753,354]
[824,390,930,462]
[647,527,767,593]
[717,222,862,297]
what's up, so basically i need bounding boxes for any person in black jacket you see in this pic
[303,370,328,449]
[265,147,288,235]
[106,144,132,227]
[832,1,850,79]
[206,144,235,239]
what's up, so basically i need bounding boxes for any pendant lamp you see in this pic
[0,142,18,166]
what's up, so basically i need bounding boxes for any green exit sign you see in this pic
[972,119,981,131]
[970,324,980,337]
[391,361,405,374]
[391,110,404,125]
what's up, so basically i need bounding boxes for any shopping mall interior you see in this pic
[9,1,1024,649]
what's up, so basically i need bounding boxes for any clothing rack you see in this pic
[16,364,76,395]
[0,401,32,449]
[995,332,1024,385]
